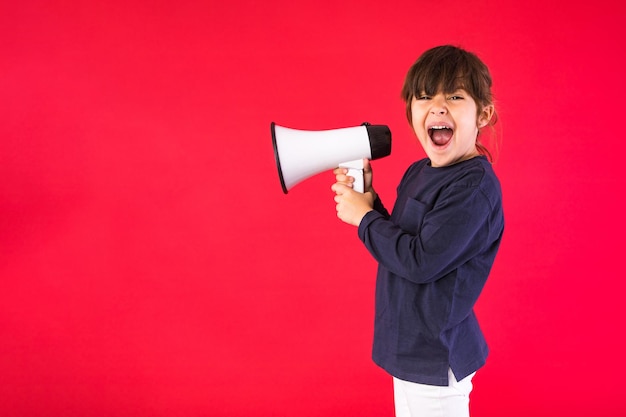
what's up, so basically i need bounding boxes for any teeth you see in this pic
[430,126,449,129]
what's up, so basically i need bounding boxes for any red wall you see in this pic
[1,1,624,416]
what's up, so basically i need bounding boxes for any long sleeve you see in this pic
[361,156,504,386]
[359,184,498,284]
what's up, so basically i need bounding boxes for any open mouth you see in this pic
[428,126,453,146]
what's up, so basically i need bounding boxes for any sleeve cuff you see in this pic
[358,209,384,241]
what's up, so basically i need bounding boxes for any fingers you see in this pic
[331,182,352,195]
[332,184,374,227]
[332,167,354,188]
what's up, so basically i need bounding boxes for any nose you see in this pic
[430,96,448,115]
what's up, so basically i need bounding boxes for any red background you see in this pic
[1,1,624,416]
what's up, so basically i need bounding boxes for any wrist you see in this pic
[368,188,378,202]
[355,209,373,227]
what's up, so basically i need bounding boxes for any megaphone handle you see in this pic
[346,168,364,193]
[339,160,365,193]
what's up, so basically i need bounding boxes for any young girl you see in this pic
[331,45,504,417]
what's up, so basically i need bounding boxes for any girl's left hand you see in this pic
[331,182,374,226]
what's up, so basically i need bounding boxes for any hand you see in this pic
[332,159,377,198]
[331,177,375,226]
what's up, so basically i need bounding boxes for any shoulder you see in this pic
[446,157,500,188]
[469,157,502,207]
[439,157,503,210]
[401,156,496,184]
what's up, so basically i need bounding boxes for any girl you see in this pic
[331,45,504,417]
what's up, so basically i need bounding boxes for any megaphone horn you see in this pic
[271,122,392,194]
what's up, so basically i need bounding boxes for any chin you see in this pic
[426,155,447,167]
[426,149,453,167]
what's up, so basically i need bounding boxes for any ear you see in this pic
[478,104,495,129]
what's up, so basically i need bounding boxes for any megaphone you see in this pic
[271,122,391,193]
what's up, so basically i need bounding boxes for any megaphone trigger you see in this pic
[338,159,365,193]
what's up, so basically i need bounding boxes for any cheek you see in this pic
[410,108,426,130]
[460,111,480,131]
[411,119,426,139]
[454,116,480,142]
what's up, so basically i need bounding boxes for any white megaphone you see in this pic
[271,122,392,194]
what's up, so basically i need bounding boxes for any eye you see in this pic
[448,95,464,101]
[416,94,431,100]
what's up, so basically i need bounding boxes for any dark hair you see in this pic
[401,45,498,160]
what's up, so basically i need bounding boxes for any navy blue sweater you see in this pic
[358,156,504,386]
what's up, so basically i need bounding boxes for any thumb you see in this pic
[363,158,372,173]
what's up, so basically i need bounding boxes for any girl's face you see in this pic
[410,89,494,167]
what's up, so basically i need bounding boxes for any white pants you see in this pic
[393,369,475,417]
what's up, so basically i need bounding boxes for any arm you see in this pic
[358,185,500,284]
